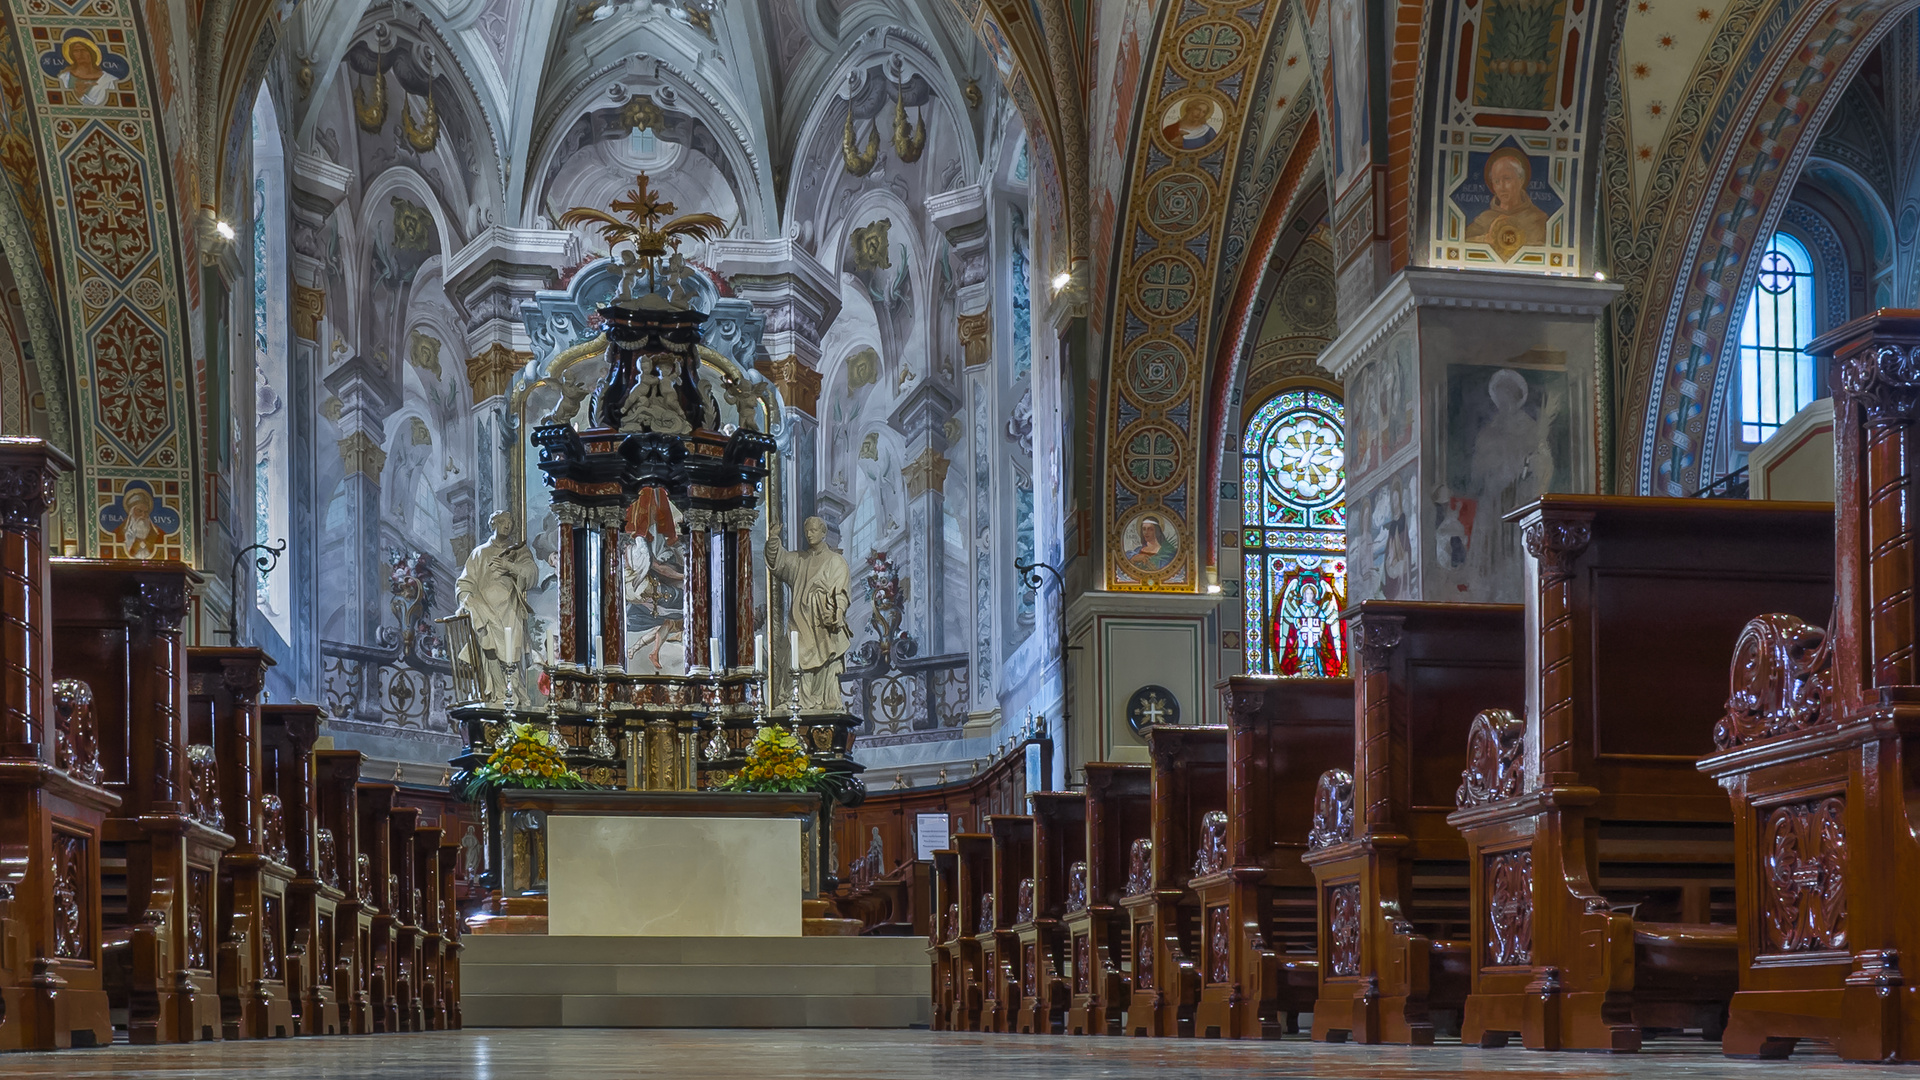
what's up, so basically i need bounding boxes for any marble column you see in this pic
[889,380,960,651]
[448,228,576,555]
[285,151,350,698]
[708,239,838,542]
[321,353,398,644]
[724,507,758,672]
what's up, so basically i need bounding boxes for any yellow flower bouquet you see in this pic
[716,726,832,794]
[454,722,589,802]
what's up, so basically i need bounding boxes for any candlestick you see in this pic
[789,629,800,663]
[754,632,765,673]
[594,633,605,670]
[710,634,723,673]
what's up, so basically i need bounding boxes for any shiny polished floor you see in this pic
[0,1029,1888,1078]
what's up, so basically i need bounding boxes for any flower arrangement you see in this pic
[453,722,589,803]
[717,726,832,793]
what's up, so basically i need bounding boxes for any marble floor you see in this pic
[0,1029,1890,1079]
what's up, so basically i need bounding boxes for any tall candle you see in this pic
[594,633,605,669]
[789,629,801,663]
[755,632,765,673]
[505,626,517,659]
[710,634,723,670]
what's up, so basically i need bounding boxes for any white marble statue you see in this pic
[767,516,853,713]
[455,511,539,705]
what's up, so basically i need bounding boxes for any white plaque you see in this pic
[915,812,950,861]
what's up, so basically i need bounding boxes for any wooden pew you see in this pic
[1064,762,1147,1035]
[928,847,960,1031]
[1447,494,1833,1051]
[316,750,372,1033]
[950,832,992,1031]
[1195,676,1352,1039]
[986,814,1033,1032]
[436,832,464,1029]
[1122,725,1227,1037]
[1015,791,1082,1033]
[412,823,445,1030]
[1305,602,1522,1044]
[53,557,225,1043]
[262,703,335,1035]
[1699,310,1920,1062]
[357,782,398,1032]
[0,440,121,1050]
[187,646,293,1040]
[389,803,424,1032]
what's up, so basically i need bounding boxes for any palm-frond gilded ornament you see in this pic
[842,108,879,176]
[891,87,925,163]
[556,172,725,300]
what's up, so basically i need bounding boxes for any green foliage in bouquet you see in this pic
[454,722,590,803]
[716,726,835,794]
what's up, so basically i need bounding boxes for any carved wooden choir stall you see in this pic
[904,418,1920,1061]
[0,437,462,1053]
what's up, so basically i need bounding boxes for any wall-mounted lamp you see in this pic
[1051,271,1071,292]
[215,220,236,241]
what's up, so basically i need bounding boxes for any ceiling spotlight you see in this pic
[1051,271,1071,292]
[215,220,236,241]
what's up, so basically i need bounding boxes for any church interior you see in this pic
[0,0,1917,1069]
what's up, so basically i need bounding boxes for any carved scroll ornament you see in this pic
[1135,926,1154,988]
[1192,810,1228,876]
[1455,709,1526,810]
[1327,883,1361,976]
[1124,838,1153,897]
[261,793,289,863]
[1716,612,1833,749]
[1839,342,1920,421]
[0,452,61,532]
[52,833,86,960]
[315,827,339,888]
[1073,934,1091,993]
[1522,517,1592,579]
[1065,860,1088,913]
[1015,878,1034,925]
[186,744,222,828]
[1308,769,1355,850]
[52,678,101,784]
[1761,797,1847,954]
[977,892,994,934]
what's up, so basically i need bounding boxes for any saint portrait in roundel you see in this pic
[1464,147,1548,261]
[1159,96,1223,151]
[1121,513,1179,576]
[98,481,181,561]
[39,30,130,107]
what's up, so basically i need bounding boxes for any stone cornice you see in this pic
[1321,269,1624,380]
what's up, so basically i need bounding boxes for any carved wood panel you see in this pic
[1486,849,1532,967]
[1207,905,1231,985]
[1134,922,1154,988]
[188,867,212,970]
[52,831,87,960]
[1328,883,1360,977]
[1073,933,1091,993]
[1761,796,1847,954]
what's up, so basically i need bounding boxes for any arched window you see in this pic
[1737,231,1819,445]
[1241,388,1347,677]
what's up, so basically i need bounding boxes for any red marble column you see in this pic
[600,526,624,668]
[734,514,756,673]
[556,523,578,664]
[684,513,712,670]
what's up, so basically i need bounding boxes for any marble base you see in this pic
[548,814,803,937]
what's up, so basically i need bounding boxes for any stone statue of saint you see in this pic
[455,511,539,704]
[766,516,852,712]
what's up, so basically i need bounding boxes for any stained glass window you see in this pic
[1737,231,1818,445]
[1241,388,1347,677]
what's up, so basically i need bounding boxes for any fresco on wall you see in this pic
[1346,458,1418,603]
[1431,0,1599,272]
[1346,324,1415,481]
[1433,359,1569,601]
[97,479,182,561]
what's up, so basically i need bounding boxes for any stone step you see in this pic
[461,935,932,1029]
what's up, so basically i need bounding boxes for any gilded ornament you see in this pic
[842,109,879,176]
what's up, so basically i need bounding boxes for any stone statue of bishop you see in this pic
[767,516,853,712]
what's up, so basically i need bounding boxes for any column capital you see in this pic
[756,355,824,418]
[466,344,529,405]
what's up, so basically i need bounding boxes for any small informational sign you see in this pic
[915,812,950,861]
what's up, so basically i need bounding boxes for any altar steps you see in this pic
[461,936,931,1028]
